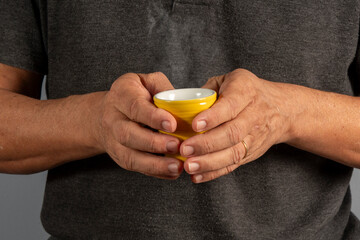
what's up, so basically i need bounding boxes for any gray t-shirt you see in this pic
[1,0,360,239]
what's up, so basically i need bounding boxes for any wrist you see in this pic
[87,91,108,153]
[262,80,305,145]
[275,82,312,145]
[66,91,107,155]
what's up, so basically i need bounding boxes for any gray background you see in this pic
[0,82,359,239]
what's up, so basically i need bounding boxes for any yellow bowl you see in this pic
[153,88,217,161]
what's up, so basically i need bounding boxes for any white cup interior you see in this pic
[154,88,215,101]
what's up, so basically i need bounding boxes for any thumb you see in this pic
[138,72,174,96]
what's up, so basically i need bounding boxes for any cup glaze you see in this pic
[153,88,217,161]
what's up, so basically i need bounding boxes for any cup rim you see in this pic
[153,88,216,102]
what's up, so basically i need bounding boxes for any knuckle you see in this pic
[146,159,160,175]
[202,136,215,154]
[223,97,238,119]
[230,146,242,165]
[118,124,131,146]
[149,107,159,128]
[129,98,142,121]
[227,124,242,146]
[121,72,139,80]
[111,73,137,90]
[105,90,119,106]
[207,76,217,85]
[204,75,224,90]
[206,172,219,182]
[252,111,260,124]
[248,86,258,100]
[148,132,161,153]
[151,71,166,79]
[234,68,248,74]
[230,68,244,77]
[110,79,121,91]
[122,150,135,171]
[225,165,234,175]
[209,107,220,123]
[232,68,254,78]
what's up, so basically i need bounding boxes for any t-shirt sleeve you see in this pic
[349,39,360,97]
[0,0,47,75]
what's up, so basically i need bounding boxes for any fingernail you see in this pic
[162,121,171,132]
[194,174,203,183]
[196,120,207,132]
[166,141,178,153]
[183,145,194,156]
[188,162,200,172]
[168,163,179,174]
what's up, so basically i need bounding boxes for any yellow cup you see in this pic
[153,88,217,161]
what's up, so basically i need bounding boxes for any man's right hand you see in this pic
[96,72,183,179]
[0,64,183,176]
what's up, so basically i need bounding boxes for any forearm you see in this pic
[279,82,360,167]
[0,89,106,174]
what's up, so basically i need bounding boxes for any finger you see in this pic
[191,136,258,183]
[109,142,183,179]
[137,72,175,95]
[142,171,182,180]
[184,135,253,175]
[193,70,256,132]
[112,73,177,132]
[191,164,239,183]
[180,106,257,157]
[128,97,177,132]
[113,118,180,154]
[201,75,225,92]
[192,92,250,132]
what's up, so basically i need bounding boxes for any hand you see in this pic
[97,72,183,179]
[180,69,292,183]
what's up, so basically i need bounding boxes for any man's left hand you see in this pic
[180,69,294,183]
